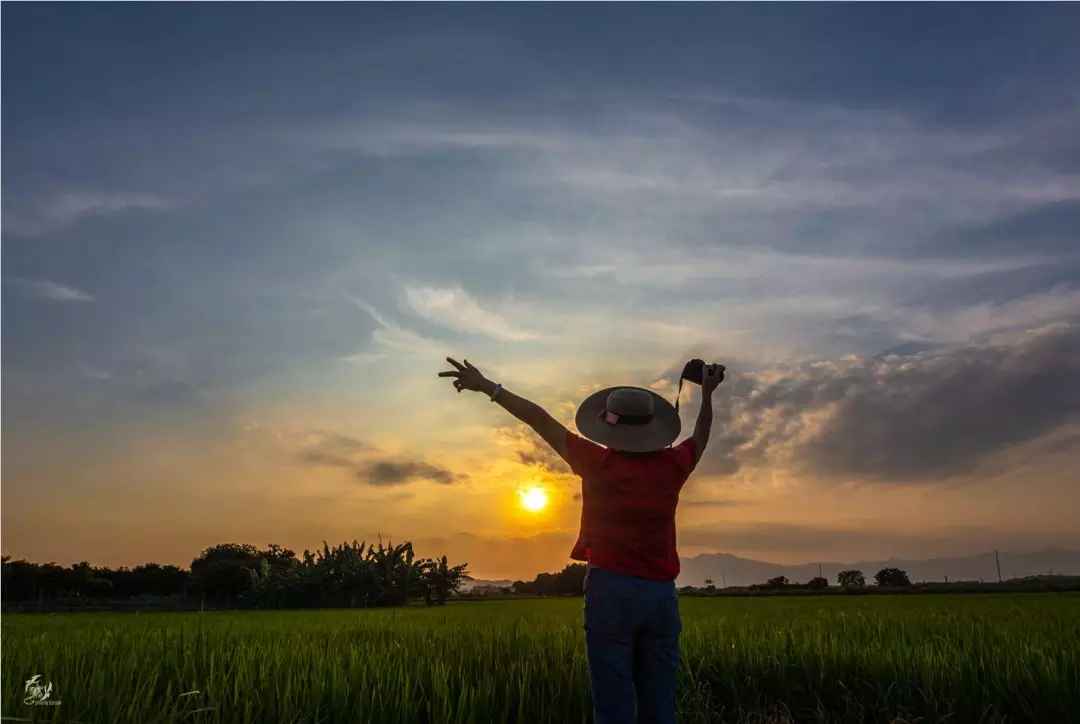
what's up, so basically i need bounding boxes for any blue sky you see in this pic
[4,4,1079,579]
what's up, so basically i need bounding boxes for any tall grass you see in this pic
[3,594,1077,723]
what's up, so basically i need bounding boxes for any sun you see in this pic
[519,487,549,512]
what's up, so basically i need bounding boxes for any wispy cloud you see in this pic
[538,244,1053,289]
[3,191,173,236]
[340,292,451,362]
[43,192,172,225]
[284,94,1080,234]
[402,284,542,341]
[5,278,94,302]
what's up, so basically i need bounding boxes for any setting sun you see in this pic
[520,487,549,512]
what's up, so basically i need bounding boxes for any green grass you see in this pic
[3,594,1078,723]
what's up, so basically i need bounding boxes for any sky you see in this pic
[3,4,1080,581]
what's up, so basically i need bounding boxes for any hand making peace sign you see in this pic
[437,357,490,394]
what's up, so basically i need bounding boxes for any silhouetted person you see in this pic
[439,357,723,724]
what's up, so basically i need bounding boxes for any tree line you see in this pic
[696,567,910,592]
[492,565,905,598]
[753,567,909,590]
[689,567,1079,597]
[0,539,471,610]
[509,563,588,596]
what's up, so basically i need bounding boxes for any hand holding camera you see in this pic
[701,363,724,394]
[680,358,726,396]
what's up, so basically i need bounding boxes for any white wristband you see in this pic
[490,383,503,402]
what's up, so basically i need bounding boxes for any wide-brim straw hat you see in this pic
[575,386,682,453]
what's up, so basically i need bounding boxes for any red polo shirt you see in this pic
[566,431,698,581]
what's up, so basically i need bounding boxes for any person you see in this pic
[438,357,724,724]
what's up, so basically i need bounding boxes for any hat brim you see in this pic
[575,386,682,453]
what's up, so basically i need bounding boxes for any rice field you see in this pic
[3,594,1078,724]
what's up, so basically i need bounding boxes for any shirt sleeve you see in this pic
[564,430,606,477]
[669,437,699,477]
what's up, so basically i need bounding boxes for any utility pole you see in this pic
[721,572,727,588]
[994,550,1002,583]
[818,563,823,579]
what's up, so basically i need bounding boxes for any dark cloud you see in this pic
[296,433,462,486]
[496,425,571,475]
[362,460,462,486]
[694,323,1080,483]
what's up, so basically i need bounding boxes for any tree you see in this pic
[368,538,419,606]
[557,563,587,595]
[874,567,912,587]
[510,563,587,596]
[420,555,471,605]
[260,543,297,566]
[190,543,263,604]
[765,576,789,589]
[118,563,190,597]
[838,570,866,588]
[808,576,829,590]
[69,561,114,598]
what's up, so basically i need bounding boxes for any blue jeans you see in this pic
[583,565,681,724]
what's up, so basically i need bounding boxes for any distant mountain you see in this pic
[676,548,1080,588]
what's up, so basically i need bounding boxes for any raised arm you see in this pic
[692,363,724,463]
[438,357,570,461]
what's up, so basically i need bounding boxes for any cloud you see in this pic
[295,432,465,486]
[402,284,542,341]
[4,192,173,235]
[364,460,463,486]
[84,346,202,405]
[5,278,94,302]
[543,245,1053,290]
[43,192,172,224]
[495,424,572,476]
[930,200,1080,257]
[296,433,372,468]
[693,321,1080,484]
[289,95,1080,239]
[874,285,1080,345]
[341,293,451,361]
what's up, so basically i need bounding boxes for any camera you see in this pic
[680,358,725,385]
